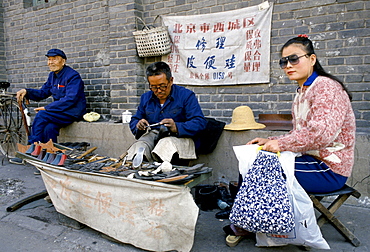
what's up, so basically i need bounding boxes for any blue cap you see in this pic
[45,49,67,59]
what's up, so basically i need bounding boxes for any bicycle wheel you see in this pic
[0,98,28,158]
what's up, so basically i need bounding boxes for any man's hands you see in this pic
[136,118,178,133]
[16,89,27,103]
[16,89,45,113]
[136,119,149,131]
[160,118,177,133]
[247,137,280,153]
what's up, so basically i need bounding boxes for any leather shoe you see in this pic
[46,153,57,164]
[51,153,63,165]
[57,154,67,166]
[25,143,35,155]
[215,208,231,219]
[37,148,47,160]
[42,152,51,163]
[31,144,41,156]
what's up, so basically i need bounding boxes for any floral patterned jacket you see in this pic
[270,76,356,177]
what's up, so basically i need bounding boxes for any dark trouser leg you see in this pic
[28,110,76,144]
[294,155,347,193]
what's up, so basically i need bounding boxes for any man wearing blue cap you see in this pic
[13,49,86,155]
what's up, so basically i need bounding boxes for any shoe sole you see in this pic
[132,147,145,168]
[226,235,244,247]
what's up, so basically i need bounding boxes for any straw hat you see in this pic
[224,106,266,131]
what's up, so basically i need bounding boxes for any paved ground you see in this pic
[1,157,369,252]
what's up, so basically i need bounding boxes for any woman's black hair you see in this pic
[146,61,172,82]
[281,36,352,101]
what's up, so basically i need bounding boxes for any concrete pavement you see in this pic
[1,158,369,252]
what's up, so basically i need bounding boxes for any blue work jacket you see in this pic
[130,84,207,138]
[26,65,87,119]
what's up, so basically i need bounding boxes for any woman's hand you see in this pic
[262,140,280,153]
[247,137,269,145]
[247,138,280,153]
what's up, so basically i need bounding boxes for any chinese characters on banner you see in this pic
[161,1,273,85]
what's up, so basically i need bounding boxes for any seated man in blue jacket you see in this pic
[16,49,86,145]
[128,61,207,165]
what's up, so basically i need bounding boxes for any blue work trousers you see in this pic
[28,110,76,144]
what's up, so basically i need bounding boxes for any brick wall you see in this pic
[1,0,369,130]
[0,0,6,82]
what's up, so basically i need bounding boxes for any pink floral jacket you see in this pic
[271,76,356,177]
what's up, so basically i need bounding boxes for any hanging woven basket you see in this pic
[133,16,172,57]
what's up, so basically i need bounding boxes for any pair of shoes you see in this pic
[9,157,24,165]
[215,208,231,219]
[226,235,244,247]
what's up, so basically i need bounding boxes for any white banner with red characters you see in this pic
[28,160,199,252]
[161,1,273,85]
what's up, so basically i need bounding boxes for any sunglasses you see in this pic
[279,54,308,69]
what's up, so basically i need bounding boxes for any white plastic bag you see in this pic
[256,175,330,249]
[233,145,330,249]
[255,153,330,249]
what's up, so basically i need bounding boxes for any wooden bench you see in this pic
[309,184,361,247]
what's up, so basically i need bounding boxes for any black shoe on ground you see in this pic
[215,208,231,219]
[9,157,24,165]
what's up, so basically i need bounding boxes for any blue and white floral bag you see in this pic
[229,149,295,234]
[232,144,330,249]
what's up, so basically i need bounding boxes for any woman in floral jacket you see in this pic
[248,35,355,194]
[223,35,356,247]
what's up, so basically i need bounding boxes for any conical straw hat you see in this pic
[224,106,266,131]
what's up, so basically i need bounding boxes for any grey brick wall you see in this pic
[0,0,6,82]
[1,0,369,130]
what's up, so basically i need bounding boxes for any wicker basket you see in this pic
[133,17,172,57]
